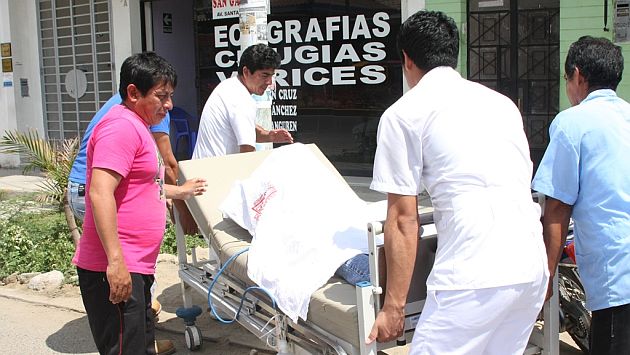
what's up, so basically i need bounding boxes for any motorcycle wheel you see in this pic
[558,268,591,354]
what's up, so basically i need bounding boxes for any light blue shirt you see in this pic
[532,89,630,311]
[69,93,170,184]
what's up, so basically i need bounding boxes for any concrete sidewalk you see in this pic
[0,174,47,193]
[0,254,271,355]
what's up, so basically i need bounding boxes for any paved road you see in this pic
[0,295,98,354]
[0,294,584,355]
[0,295,273,355]
[0,256,273,355]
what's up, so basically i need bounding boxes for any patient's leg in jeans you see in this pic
[335,253,370,285]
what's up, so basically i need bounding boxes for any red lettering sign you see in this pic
[212,0,226,9]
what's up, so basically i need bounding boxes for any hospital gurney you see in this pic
[174,144,560,354]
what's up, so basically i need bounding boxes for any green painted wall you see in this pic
[424,0,629,110]
[424,0,468,77]
[559,0,630,109]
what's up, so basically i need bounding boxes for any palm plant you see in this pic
[0,130,81,247]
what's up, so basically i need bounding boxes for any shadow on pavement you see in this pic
[156,281,192,315]
[155,281,274,354]
[46,315,97,354]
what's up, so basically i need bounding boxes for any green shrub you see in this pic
[160,223,207,255]
[0,211,75,279]
[0,207,205,279]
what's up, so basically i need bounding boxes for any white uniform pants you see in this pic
[410,275,548,355]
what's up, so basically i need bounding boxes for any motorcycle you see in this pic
[557,225,590,354]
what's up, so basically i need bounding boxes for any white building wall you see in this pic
[0,0,19,167]
[111,0,142,86]
[10,0,44,135]
[152,0,196,117]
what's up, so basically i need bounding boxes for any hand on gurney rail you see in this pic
[165,178,208,200]
[269,129,294,144]
[366,303,405,344]
[106,258,132,304]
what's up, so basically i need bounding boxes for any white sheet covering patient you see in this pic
[220,143,385,322]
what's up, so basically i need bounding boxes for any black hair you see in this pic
[238,43,281,76]
[397,10,459,71]
[118,52,177,100]
[565,36,623,91]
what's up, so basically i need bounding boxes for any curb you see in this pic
[0,288,85,314]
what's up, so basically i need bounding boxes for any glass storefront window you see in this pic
[195,0,402,176]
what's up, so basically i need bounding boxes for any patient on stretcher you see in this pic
[335,253,370,284]
[219,143,384,322]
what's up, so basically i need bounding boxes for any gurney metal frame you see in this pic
[174,208,362,354]
[173,145,560,355]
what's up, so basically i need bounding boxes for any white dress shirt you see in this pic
[371,67,547,290]
[193,77,256,158]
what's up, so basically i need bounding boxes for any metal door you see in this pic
[37,0,116,140]
[468,0,559,169]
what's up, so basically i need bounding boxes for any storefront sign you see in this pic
[478,0,504,8]
[213,12,393,86]
[163,13,173,33]
[3,73,13,87]
[615,0,630,43]
[20,78,29,97]
[1,43,11,57]
[2,58,12,73]
[213,0,240,19]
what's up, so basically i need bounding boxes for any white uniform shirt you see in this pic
[193,77,256,158]
[371,67,547,290]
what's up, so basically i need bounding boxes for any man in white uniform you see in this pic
[193,43,293,158]
[367,11,548,354]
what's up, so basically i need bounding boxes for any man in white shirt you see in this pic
[367,11,548,354]
[193,43,293,158]
[194,43,369,287]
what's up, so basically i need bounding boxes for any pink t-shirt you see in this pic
[73,104,166,275]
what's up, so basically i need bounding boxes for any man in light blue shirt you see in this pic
[532,36,630,354]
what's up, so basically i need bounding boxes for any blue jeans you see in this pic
[67,181,86,221]
[335,253,370,285]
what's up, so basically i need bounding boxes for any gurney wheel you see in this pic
[184,325,203,351]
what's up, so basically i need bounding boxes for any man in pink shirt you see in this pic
[73,52,206,355]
